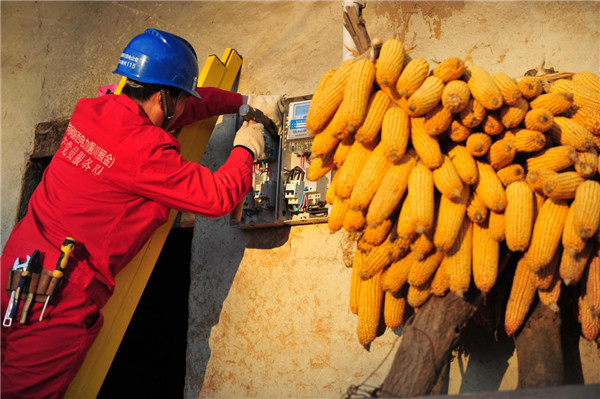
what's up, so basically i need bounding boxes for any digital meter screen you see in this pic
[288,100,311,140]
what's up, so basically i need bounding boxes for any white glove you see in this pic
[234,121,265,160]
[246,94,285,134]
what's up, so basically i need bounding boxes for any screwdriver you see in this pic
[19,250,42,324]
[39,237,76,321]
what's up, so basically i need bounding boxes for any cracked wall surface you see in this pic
[1,2,599,398]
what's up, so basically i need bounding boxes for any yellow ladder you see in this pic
[64,49,243,399]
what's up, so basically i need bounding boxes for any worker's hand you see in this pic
[246,94,285,134]
[233,121,265,160]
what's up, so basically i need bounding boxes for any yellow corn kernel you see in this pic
[366,152,416,226]
[466,132,492,157]
[584,253,600,317]
[433,154,464,201]
[487,137,516,170]
[559,240,593,286]
[310,122,341,156]
[424,104,453,136]
[407,278,433,308]
[475,160,507,212]
[549,79,600,110]
[505,255,537,336]
[433,57,465,83]
[496,164,525,187]
[442,80,471,113]
[500,97,529,128]
[350,250,365,314]
[362,218,393,246]
[343,206,366,232]
[472,219,500,294]
[448,120,472,142]
[542,171,585,200]
[446,217,473,297]
[562,201,588,256]
[410,117,444,169]
[341,59,377,135]
[575,148,598,179]
[306,69,336,137]
[491,72,521,105]
[530,92,574,115]
[481,112,505,136]
[406,76,445,117]
[306,59,355,134]
[573,180,600,238]
[335,140,377,198]
[511,128,546,153]
[524,108,554,132]
[355,90,392,144]
[434,185,469,252]
[349,144,391,210]
[381,254,413,293]
[532,247,560,290]
[307,151,335,181]
[505,180,534,252]
[565,105,600,136]
[488,210,505,243]
[528,198,570,272]
[411,229,435,261]
[572,71,600,92]
[381,105,410,163]
[526,145,577,172]
[396,57,429,98]
[579,294,600,341]
[408,249,444,288]
[447,144,479,185]
[384,290,409,328]
[517,76,543,100]
[376,39,405,88]
[361,239,399,280]
[460,98,487,128]
[464,65,503,110]
[357,270,384,346]
[467,190,489,224]
[431,257,450,296]
[396,195,416,241]
[328,196,349,233]
[408,161,435,234]
[333,134,355,167]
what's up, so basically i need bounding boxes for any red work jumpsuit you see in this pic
[1,87,253,398]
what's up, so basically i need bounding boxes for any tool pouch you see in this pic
[5,268,58,303]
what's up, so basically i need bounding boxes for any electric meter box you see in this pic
[230,95,333,229]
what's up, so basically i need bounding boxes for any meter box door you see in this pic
[230,94,333,229]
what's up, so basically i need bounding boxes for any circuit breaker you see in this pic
[230,95,333,229]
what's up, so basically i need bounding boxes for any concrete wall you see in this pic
[1,1,599,398]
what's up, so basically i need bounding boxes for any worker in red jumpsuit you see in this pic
[1,28,280,398]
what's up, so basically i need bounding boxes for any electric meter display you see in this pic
[287,100,311,140]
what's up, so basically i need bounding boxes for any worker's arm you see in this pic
[169,87,243,131]
[131,142,254,217]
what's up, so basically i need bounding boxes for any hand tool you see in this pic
[3,257,31,327]
[239,104,278,137]
[3,250,39,327]
[19,250,43,324]
[39,237,76,321]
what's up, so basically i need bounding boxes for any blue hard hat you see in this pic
[113,28,201,99]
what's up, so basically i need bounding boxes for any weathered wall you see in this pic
[1,1,599,398]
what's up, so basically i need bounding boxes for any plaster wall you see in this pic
[1,1,599,398]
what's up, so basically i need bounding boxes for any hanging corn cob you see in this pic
[303,37,600,346]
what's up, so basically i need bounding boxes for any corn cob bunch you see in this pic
[306,38,600,347]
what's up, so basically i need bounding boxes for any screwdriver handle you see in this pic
[52,237,76,278]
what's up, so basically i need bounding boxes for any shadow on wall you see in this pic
[185,219,291,393]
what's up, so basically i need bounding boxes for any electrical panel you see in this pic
[231,95,332,229]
